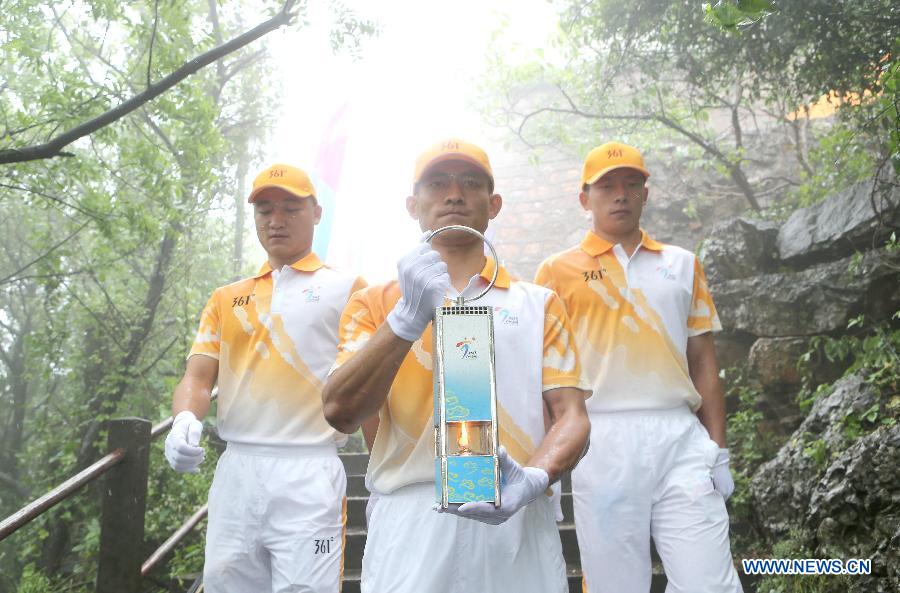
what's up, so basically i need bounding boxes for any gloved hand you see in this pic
[386,234,450,341]
[164,410,205,473]
[711,447,735,500]
[449,447,549,525]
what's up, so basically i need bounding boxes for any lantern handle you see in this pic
[426,225,499,306]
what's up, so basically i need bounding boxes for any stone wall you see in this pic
[704,175,899,592]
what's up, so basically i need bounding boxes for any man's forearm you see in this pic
[172,355,218,419]
[172,382,212,419]
[688,333,727,447]
[528,389,590,483]
[695,377,727,446]
[323,322,414,433]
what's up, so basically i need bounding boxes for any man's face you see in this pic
[253,189,322,265]
[579,168,648,238]
[406,160,502,246]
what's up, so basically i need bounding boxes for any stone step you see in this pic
[340,452,369,476]
[346,496,367,528]
[344,526,366,571]
[347,475,368,497]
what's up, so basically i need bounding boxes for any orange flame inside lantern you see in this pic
[457,421,471,454]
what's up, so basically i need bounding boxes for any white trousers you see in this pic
[361,483,567,593]
[573,407,743,593]
[204,443,346,593]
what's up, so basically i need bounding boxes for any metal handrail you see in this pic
[142,503,209,576]
[0,448,125,541]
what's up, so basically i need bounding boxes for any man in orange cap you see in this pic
[535,141,742,592]
[322,139,591,593]
[164,164,366,592]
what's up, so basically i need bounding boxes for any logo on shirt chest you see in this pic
[656,266,677,281]
[492,306,519,326]
[231,293,253,307]
[302,286,321,303]
[582,268,607,282]
[456,337,478,360]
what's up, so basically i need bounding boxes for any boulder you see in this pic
[777,178,900,267]
[713,330,757,369]
[713,248,900,336]
[749,373,879,540]
[747,337,809,389]
[807,423,900,593]
[748,336,848,390]
[702,217,780,284]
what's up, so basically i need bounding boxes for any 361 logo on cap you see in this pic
[607,148,623,158]
[442,141,460,151]
[269,168,285,179]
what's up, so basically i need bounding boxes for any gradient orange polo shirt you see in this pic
[190,252,367,446]
[333,258,590,494]
[535,230,720,413]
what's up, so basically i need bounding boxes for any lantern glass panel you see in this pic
[446,421,492,456]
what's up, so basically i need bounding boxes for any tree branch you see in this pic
[0,182,106,221]
[0,0,298,164]
[147,0,160,89]
[0,220,91,286]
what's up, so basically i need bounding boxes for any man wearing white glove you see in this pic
[322,138,591,593]
[535,142,742,592]
[165,164,366,593]
[164,410,205,472]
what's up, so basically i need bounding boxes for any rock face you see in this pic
[703,217,779,284]
[807,424,900,593]
[747,337,809,389]
[713,249,900,336]
[777,179,900,267]
[750,373,881,540]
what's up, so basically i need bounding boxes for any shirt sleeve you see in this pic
[541,291,591,396]
[350,275,369,295]
[533,259,555,290]
[331,289,378,372]
[188,291,221,360]
[687,257,723,336]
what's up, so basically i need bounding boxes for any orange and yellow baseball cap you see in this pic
[248,163,316,203]
[413,138,494,185]
[582,141,650,185]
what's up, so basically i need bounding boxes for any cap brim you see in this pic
[585,164,651,185]
[248,184,315,203]
[415,154,493,183]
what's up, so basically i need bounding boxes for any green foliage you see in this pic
[721,366,783,545]
[790,123,879,208]
[15,564,52,593]
[0,1,287,589]
[808,312,900,394]
[483,0,898,218]
[801,436,829,470]
[704,0,776,31]
[757,530,853,592]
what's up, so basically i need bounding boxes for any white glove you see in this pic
[386,235,450,341]
[164,411,205,473]
[711,447,735,500]
[449,447,549,525]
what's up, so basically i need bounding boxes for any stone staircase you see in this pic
[339,453,757,592]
